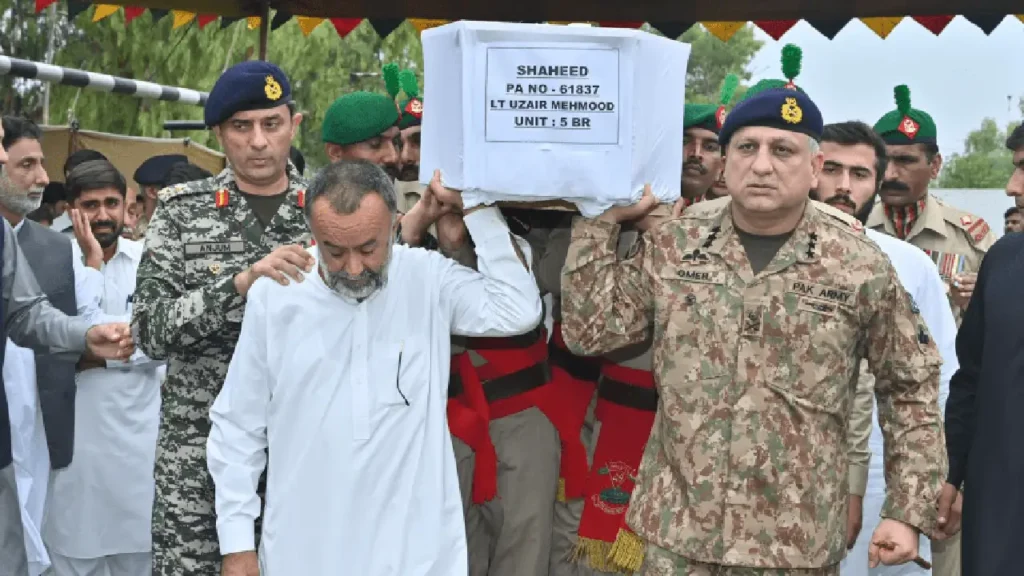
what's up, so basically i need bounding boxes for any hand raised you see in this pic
[596,184,658,226]
[234,244,315,297]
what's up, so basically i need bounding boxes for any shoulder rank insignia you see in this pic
[214,188,230,208]
[899,116,920,139]
[781,98,802,124]
[967,218,990,243]
[297,189,306,208]
[923,249,966,281]
[851,220,864,232]
[265,75,283,101]
[960,215,972,226]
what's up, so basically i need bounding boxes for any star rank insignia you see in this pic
[214,189,230,208]
[898,116,920,139]
[716,106,727,129]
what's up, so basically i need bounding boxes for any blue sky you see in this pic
[745,16,1024,155]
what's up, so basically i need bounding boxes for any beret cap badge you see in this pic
[781,97,803,125]
[265,75,283,101]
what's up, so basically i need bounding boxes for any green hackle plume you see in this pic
[781,44,802,82]
[399,69,420,100]
[382,63,401,99]
[894,85,912,116]
[719,74,739,106]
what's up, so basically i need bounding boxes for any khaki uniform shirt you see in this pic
[866,192,996,325]
[560,199,945,568]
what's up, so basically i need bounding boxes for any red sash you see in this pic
[575,362,657,572]
[548,322,601,501]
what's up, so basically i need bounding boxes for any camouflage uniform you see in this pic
[132,164,309,574]
[560,198,946,574]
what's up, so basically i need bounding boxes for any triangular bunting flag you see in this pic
[67,1,90,20]
[197,14,218,28]
[408,18,448,33]
[271,11,292,30]
[369,18,404,38]
[963,14,1005,34]
[648,21,695,39]
[35,0,57,12]
[221,16,243,29]
[172,10,196,29]
[247,16,261,30]
[92,4,119,22]
[805,18,850,39]
[753,20,798,40]
[296,17,325,36]
[330,18,362,38]
[150,9,169,22]
[860,17,903,39]
[912,15,955,35]
[598,21,644,28]
[123,6,145,23]
[1018,15,1024,26]
[701,22,745,42]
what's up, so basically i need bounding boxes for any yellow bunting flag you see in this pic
[296,17,324,36]
[408,18,448,34]
[860,17,903,39]
[1017,15,1024,25]
[171,10,196,29]
[701,21,745,42]
[248,16,261,30]
[92,4,119,22]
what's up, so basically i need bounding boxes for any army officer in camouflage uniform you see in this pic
[560,84,947,575]
[131,61,314,575]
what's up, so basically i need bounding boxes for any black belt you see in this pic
[548,343,601,382]
[598,376,659,411]
[449,362,550,403]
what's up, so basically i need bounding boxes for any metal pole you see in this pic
[41,4,58,124]
[258,2,270,61]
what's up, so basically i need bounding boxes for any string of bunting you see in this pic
[33,3,1024,41]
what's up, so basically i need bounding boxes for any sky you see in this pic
[745,16,1024,156]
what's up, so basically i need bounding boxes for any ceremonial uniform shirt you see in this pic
[560,199,945,569]
[207,207,542,576]
[866,193,996,323]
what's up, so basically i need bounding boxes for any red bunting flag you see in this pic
[754,20,798,40]
[35,0,57,12]
[123,6,145,23]
[912,15,955,35]
[330,18,362,38]
[197,14,218,28]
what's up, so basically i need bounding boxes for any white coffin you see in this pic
[419,21,691,217]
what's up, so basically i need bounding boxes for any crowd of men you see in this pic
[0,41,1022,576]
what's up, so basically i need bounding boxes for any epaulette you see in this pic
[811,200,866,234]
[156,176,220,203]
[938,199,991,244]
[681,195,731,219]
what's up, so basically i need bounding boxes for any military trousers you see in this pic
[454,407,560,576]
[641,544,839,576]
[0,463,29,576]
[550,396,601,576]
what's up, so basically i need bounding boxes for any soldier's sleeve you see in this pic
[560,216,653,356]
[846,362,874,498]
[537,218,572,298]
[131,202,246,360]
[863,261,945,535]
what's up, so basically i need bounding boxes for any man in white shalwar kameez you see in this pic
[208,160,543,576]
[44,160,165,576]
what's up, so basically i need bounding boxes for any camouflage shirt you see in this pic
[560,198,945,569]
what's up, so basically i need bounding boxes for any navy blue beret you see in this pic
[204,61,292,128]
[719,87,823,148]
[133,154,188,186]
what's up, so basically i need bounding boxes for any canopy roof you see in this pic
[70,0,1016,20]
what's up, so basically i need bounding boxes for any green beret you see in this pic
[742,44,806,101]
[873,85,937,145]
[321,92,400,146]
[684,74,739,133]
[397,69,423,129]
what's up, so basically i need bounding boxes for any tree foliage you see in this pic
[2,8,759,171]
[938,117,1019,189]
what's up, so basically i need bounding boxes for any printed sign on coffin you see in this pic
[420,21,692,217]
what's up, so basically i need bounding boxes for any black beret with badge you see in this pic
[133,154,188,187]
[204,61,292,128]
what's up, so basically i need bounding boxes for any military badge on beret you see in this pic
[899,116,920,139]
[265,75,283,101]
[405,98,424,119]
[781,97,803,124]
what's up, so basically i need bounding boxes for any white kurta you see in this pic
[3,220,103,576]
[44,238,165,560]
[208,207,543,576]
[841,229,959,576]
